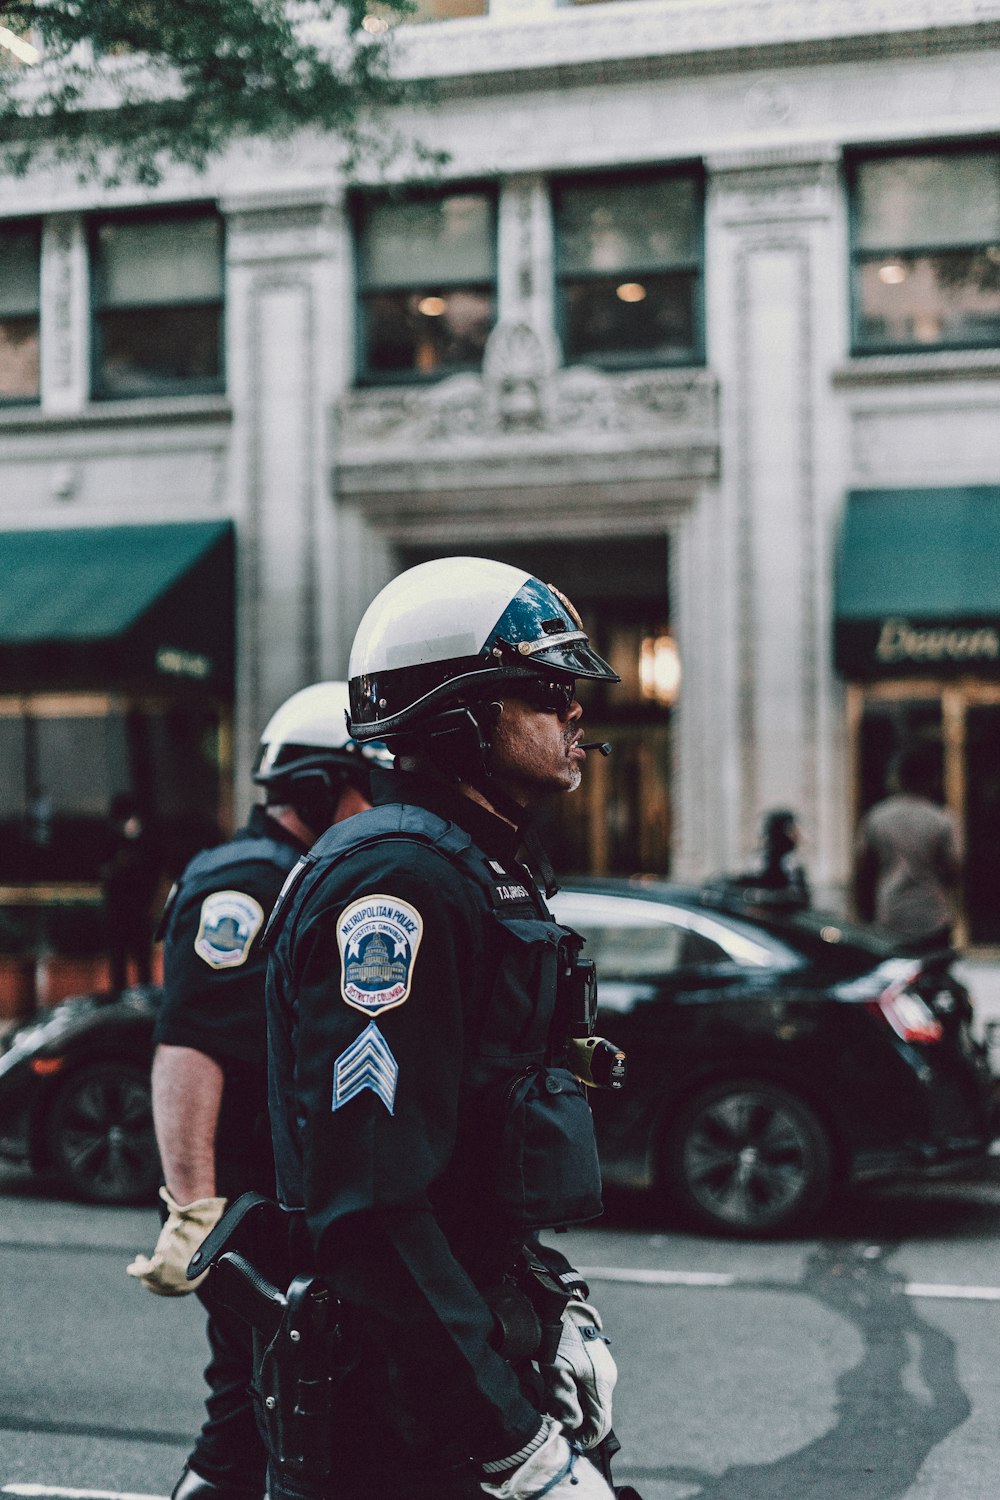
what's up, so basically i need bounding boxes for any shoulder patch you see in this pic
[336,894,424,1015]
[194,890,266,970]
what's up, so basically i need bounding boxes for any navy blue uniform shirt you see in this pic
[265,771,567,1468]
[156,805,306,1198]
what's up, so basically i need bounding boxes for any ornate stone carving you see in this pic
[337,321,719,459]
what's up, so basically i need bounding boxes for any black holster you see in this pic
[187,1192,348,1495]
[254,1273,341,1488]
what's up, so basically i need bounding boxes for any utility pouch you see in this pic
[499,1066,604,1228]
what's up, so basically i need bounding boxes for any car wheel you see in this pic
[664,1080,833,1236]
[45,1061,159,1205]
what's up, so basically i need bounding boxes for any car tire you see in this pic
[663,1079,833,1237]
[45,1061,159,1205]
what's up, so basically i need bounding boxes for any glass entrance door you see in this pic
[852,681,1000,948]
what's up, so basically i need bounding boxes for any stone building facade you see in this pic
[4,0,1000,985]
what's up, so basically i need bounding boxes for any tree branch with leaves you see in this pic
[0,0,433,186]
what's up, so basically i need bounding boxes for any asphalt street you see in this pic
[4,1159,1000,1500]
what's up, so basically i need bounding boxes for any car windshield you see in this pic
[550,889,803,982]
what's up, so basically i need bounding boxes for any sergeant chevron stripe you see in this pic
[332,1021,398,1115]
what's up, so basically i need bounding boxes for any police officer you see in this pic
[265,558,625,1500]
[128,683,383,1500]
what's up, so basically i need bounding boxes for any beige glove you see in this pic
[480,1416,614,1499]
[126,1186,226,1296]
[539,1298,617,1449]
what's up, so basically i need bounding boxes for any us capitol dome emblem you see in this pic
[336,894,424,1014]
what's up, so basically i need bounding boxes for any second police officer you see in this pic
[128,683,382,1500]
[265,558,627,1500]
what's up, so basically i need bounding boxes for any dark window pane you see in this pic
[363,287,493,376]
[558,178,698,274]
[856,249,1000,349]
[360,195,493,287]
[97,215,223,307]
[562,272,696,364]
[856,153,1000,252]
[0,315,39,399]
[97,304,222,396]
[0,225,40,315]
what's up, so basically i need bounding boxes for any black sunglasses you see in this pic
[505,677,577,715]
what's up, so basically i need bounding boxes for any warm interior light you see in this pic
[417,296,447,317]
[362,14,390,31]
[640,634,681,707]
[616,282,647,303]
[0,25,39,63]
[877,260,907,285]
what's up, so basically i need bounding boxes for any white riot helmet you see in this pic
[253,681,390,823]
[347,557,618,743]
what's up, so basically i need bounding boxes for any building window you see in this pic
[0,222,41,404]
[850,147,1000,353]
[362,0,485,24]
[355,188,496,382]
[554,169,703,369]
[90,208,225,399]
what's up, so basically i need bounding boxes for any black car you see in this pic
[0,884,994,1229]
[549,879,995,1235]
[0,985,160,1204]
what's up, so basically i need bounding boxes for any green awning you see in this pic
[835,488,1000,678]
[0,521,234,691]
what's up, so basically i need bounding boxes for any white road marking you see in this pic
[580,1266,737,1287]
[2,1488,167,1500]
[581,1265,1000,1303]
[904,1281,1000,1301]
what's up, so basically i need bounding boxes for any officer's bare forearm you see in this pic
[151,1043,224,1203]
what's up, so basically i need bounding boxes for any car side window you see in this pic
[551,890,802,980]
[573,920,701,980]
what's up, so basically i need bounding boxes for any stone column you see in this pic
[496,174,558,355]
[40,214,88,414]
[223,189,347,812]
[683,145,848,895]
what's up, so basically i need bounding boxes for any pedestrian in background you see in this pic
[711,808,810,912]
[127,683,382,1500]
[755,809,811,909]
[853,745,960,952]
[100,793,161,991]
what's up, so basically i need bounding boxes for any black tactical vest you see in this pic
[266,801,603,1230]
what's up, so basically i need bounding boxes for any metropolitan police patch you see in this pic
[194,890,265,970]
[336,894,423,1015]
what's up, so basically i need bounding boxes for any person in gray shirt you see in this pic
[853,746,960,951]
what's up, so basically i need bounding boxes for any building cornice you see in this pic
[389,0,1000,89]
